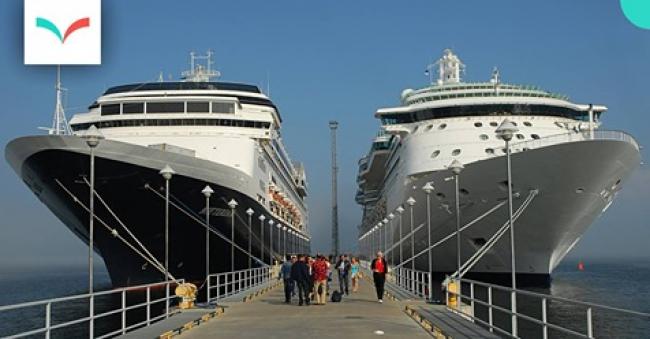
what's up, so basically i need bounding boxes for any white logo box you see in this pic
[24,0,101,65]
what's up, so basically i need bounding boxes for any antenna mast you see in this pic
[51,65,72,135]
[329,120,339,256]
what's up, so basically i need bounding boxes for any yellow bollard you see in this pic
[447,280,458,308]
[175,283,198,309]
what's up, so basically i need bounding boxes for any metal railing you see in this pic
[207,265,280,303]
[0,279,184,339]
[510,130,640,153]
[360,260,432,300]
[445,278,650,338]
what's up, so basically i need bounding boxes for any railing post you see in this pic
[488,286,493,333]
[207,275,211,304]
[165,282,170,319]
[587,307,594,338]
[121,289,126,334]
[470,282,475,316]
[45,302,51,339]
[146,286,151,326]
[428,272,433,302]
[89,294,94,339]
[542,297,548,339]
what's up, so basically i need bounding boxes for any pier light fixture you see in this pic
[81,124,104,333]
[228,199,238,272]
[448,159,464,307]
[387,213,395,265]
[496,119,519,335]
[282,226,287,257]
[258,215,267,265]
[422,182,434,301]
[159,164,175,318]
[201,185,213,303]
[269,220,275,264]
[406,197,416,272]
[246,208,254,269]
[406,197,416,206]
[396,205,404,271]
[448,159,464,176]
[382,218,389,253]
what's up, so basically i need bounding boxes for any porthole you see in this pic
[431,150,440,158]
[516,134,525,140]
[426,124,433,131]
[524,121,532,127]
[435,192,446,200]
[413,125,419,133]
[474,122,483,128]
[489,122,498,127]
[460,188,469,196]
[501,148,507,154]
[485,148,495,155]
[531,134,540,140]
[438,123,447,130]
[576,188,585,194]
[479,134,489,141]
[452,149,461,156]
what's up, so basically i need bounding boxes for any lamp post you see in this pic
[282,226,287,257]
[496,119,519,337]
[449,160,464,282]
[388,213,395,265]
[422,182,434,301]
[406,197,416,272]
[159,164,175,318]
[227,199,238,271]
[382,218,389,253]
[269,220,275,264]
[82,125,103,337]
[276,224,282,262]
[396,206,405,265]
[259,215,266,264]
[377,222,383,253]
[246,208,254,269]
[201,185,214,302]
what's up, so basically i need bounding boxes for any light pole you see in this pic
[227,199,238,272]
[82,125,103,337]
[423,182,434,301]
[406,197,416,272]
[377,222,383,253]
[282,226,287,257]
[246,208,254,269]
[396,206,405,266]
[159,164,175,318]
[259,215,266,264]
[276,223,282,262]
[269,220,275,264]
[449,160,464,281]
[201,185,214,302]
[496,119,519,336]
[388,213,395,265]
[382,218,389,253]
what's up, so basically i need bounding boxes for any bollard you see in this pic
[447,280,458,308]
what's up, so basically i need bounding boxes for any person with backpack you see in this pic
[371,251,388,303]
[290,254,311,306]
[311,255,328,305]
[279,255,295,303]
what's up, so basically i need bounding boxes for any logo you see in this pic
[24,0,101,65]
[36,17,90,43]
[620,0,650,30]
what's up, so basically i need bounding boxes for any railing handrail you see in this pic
[0,279,184,312]
[459,277,650,318]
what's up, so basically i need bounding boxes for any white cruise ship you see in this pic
[356,49,640,286]
[5,53,310,287]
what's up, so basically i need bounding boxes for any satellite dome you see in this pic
[401,88,414,101]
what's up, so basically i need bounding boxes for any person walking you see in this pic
[350,257,360,293]
[290,254,311,306]
[279,255,295,303]
[312,255,329,305]
[335,255,352,295]
[371,251,388,303]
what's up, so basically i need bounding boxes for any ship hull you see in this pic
[368,138,639,286]
[6,136,301,287]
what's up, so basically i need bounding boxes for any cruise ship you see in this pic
[5,53,310,287]
[356,49,640,286]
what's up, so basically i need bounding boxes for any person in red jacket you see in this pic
[311,255,329,305]
[370,251,388,303]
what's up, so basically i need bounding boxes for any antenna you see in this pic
[181,50,221,82]
[50,65,72,135]
[266,71,271,97]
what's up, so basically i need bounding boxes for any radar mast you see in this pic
[181,50,221,82]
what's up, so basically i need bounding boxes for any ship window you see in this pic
[435,192,446,200]
[489,122,498,127]
[101,104,121,115]
[485,148,495,155]
[474,122,483,127]
[412,125,419,133]
[479,134,489,141]
[438,123,447,130]
[516,134,525,140]
[426,124,433,131]
[531,134,541,139]
[147,102,184,113]
[524,121,532,127]
[212,102,235,113]
[452,149,461,156]
[431,150,440,158]
[122,102,144,114]
[187,102,210,113]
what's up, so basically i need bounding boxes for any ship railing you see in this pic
[509,130,640,153]
[445,278,650,338]
[206,265,280,303]
[0,279,184,339]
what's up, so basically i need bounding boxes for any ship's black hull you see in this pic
[17,147,303,287]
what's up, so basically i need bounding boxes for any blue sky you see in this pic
[0,0,649,268]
